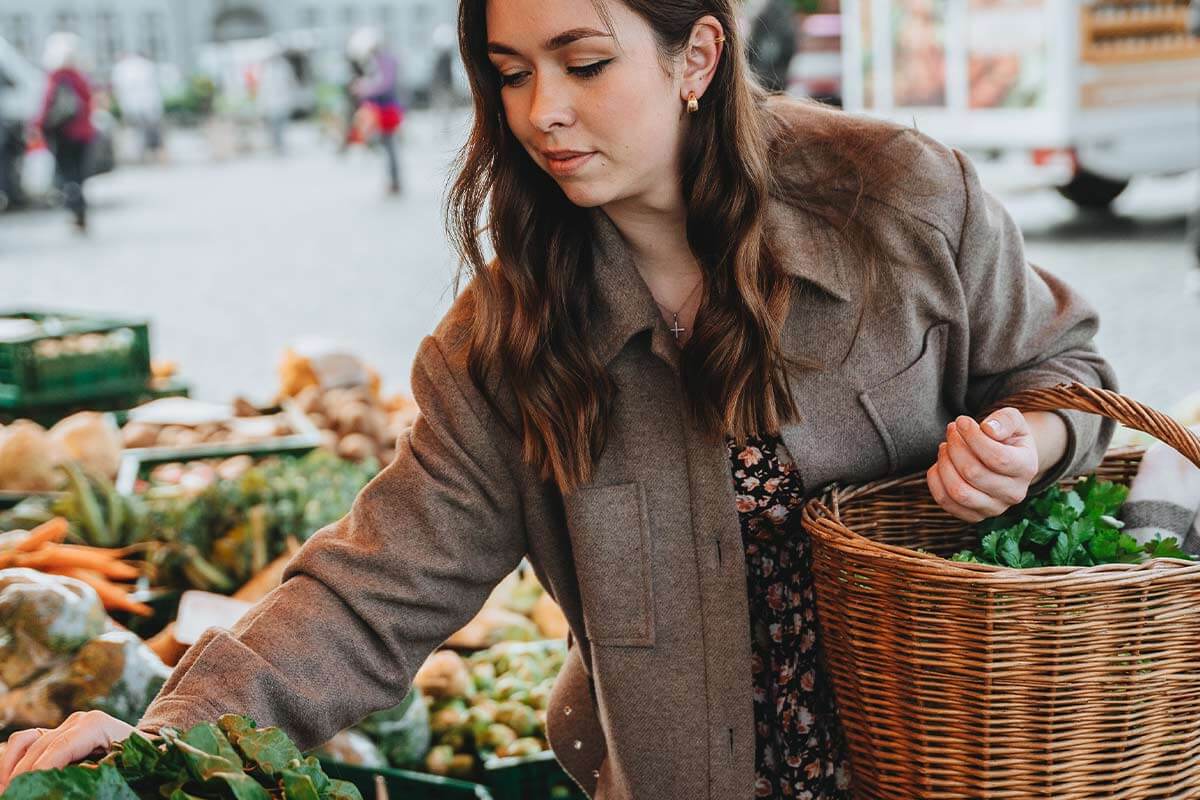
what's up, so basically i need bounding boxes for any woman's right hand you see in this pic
[0,711,140,793]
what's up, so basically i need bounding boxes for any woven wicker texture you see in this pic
[801,384,1200,799]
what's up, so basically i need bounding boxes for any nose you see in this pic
[528,73,575,133]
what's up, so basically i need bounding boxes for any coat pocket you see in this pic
[860,323,952,476]
[564,481,655,647]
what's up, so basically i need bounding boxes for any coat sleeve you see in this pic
[138,334,528,749]
[953,150,1119,493]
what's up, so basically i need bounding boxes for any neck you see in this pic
[600,188,699,284]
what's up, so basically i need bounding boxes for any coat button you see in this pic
[563,706,572,716]
[592,770,600,779]
[573,739,583,750]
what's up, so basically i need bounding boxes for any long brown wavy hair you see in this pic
[447,0,905,494]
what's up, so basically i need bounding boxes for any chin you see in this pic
[556,180,617,209]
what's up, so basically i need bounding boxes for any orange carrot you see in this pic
[16,545,141,581]
[15,517,70,552]
[53,568,154,617]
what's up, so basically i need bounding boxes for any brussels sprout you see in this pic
[430,705,468,737]
[494,701,540,738]
[497,737,545,758]
[492,675,525,701]
[529,680,553,711]
[425,745,456,776]
[479,723,518,753]
[438,727,469,752]
[447,753,477,780]
[470,662,497,694]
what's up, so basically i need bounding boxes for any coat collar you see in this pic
[588,200,852,368]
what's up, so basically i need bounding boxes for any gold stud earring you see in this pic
[686,91,699,113]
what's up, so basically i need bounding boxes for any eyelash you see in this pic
[499,58,614,88]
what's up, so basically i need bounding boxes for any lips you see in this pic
[541,149,596,177]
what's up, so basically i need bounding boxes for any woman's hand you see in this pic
[926,408,1066,523]
[0,711,141,792]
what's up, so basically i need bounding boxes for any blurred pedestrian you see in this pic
[257,46,296,155]
[745,0,797,94]
[112,51,165,163]
[430,24,458,137]
[348,27,405,195]
[35,32,95,232]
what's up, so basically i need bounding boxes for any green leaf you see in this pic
[950,550,981,563]
[1050,532,1074,566]
[115,731,162,782]
[980,530,1002,563]
[323,780,365,800]
[2,763,138,800]
[234,726,304,778]
[218,714,259,746]
[999,529,1025,569]
[279,769,322,800]
[206,771,272,800]
[1089,530,1119,562]
[1145,535,1196,561]
[1019,552,1040,568]
[172,723,243,783]
[1064,489,1086,515]
[1025,522,1057,546]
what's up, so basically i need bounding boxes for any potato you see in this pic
[307,412,330,431]
[337,433,377,463]
[0,420,64,491]
[49,412,122,479]
[121,422,160,449]
[294,385,324,415]
[318,429,340,453]
[231,396,259,418]
[332,402,372,437]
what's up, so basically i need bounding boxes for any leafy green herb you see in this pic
[1,715,362,800]
[949,476,1196,568]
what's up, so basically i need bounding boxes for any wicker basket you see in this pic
[801,384,1200,799]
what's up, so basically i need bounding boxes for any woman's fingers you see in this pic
[927,454,986,523]
[945,426,1028,507]
[955,416,1036,479]
[0,712,136,792]
[0,729,48,789]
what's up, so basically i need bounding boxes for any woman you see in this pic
[0,1,1115,798]
[34,32,95,231]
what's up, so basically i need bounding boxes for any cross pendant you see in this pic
[669,314,686,340]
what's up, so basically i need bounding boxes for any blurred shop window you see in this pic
[140,11,167,63]
[376,6,396,46]
[301,6,322,31]
[53,10,80,34]
[3,14,34,59]
[96,10,122,75]
[411,3,432,48]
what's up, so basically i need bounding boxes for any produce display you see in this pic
[951,476,1194,567]
[0,518,150,617]
[313,640,567,782]
[0,412,123,492]
[288,384,418,467]
[120,398,307,451]
[0,714,362,800]
[0,569,169,731]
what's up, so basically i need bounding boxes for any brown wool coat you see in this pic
[140,103,1117,799]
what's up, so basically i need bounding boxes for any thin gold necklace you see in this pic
[654,276,704,341]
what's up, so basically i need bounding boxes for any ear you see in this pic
[679,15,725,104]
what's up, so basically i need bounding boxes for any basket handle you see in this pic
[1000,383,1200,470]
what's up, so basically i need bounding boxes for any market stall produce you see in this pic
[0,714,362,800]
[0,569,169,731]
[0,412,122,494]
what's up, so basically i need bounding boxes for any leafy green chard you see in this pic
[1,715,362,800]
[950,476,1195,568]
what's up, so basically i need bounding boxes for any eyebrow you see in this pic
[487,27,612,56]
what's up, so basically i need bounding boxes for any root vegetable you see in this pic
[0,420,64,491]
[337,433,377,463]
[120,422,160,449]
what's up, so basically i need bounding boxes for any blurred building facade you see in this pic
[0,0,452,87]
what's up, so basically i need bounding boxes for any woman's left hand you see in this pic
[926,408,1040,523]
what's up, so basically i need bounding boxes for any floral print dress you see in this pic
[727,433,852,799]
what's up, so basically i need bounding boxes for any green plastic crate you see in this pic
[0,309,152,409]
[320,751,586,800]
[0,378,190,428]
